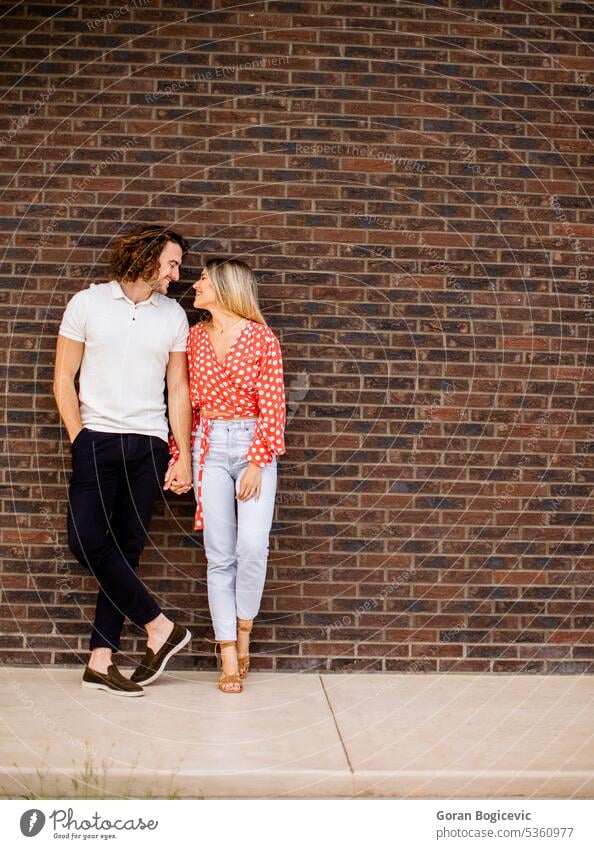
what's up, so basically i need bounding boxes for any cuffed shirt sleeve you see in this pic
[59,290,89,342]
[170,305,189,352]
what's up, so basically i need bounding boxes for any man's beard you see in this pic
[148,275,168,294]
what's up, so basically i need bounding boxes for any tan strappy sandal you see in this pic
[237,620,253,679]
[207,638,242,693]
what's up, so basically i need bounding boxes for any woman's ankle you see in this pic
[220,643,239,672]
[237,619,252,655]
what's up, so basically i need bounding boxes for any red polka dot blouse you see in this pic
[169,319,286,530]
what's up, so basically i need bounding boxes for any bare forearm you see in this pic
[53,378,82,442]
[168,387,192,460]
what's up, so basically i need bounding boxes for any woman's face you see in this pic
[192,268,217,310]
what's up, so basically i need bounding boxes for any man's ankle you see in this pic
[88,648,113,674]
[144,614,174,650]
[145,613,173,636]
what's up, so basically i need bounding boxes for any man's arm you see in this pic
[164,351,192,493]
[53,335,85,442]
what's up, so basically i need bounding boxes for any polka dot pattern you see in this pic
[169,319,286,529]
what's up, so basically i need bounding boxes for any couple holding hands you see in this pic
[53,226,286,696]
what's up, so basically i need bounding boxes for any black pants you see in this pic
[66,428,170,653]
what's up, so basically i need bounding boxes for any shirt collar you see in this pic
[110,280,159,306]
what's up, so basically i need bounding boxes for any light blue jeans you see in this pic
[192,417,278,641]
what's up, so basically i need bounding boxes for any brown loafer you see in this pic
[82,663,144,697]
[130,622,192,685]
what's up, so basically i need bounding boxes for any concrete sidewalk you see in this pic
[0,669,592,799]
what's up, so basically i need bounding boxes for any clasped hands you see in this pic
[164,455,193,495]
[164,456,262,501]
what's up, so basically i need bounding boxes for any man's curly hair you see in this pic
[108,225,189,284]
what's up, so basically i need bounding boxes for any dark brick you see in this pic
[0,0,591,674]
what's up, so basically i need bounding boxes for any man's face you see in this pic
[147,240,183,294]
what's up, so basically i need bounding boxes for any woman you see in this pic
[169,258,286,692]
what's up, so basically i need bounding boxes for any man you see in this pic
[53,225,194,697]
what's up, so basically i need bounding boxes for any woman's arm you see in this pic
[245,328,286,466]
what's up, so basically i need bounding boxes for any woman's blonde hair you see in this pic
[202,258,266,325]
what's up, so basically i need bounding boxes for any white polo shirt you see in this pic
[59,280,189,442]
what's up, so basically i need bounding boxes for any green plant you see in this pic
[0,742,192,799]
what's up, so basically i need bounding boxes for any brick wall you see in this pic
[1,0,593,674]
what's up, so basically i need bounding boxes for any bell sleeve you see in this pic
[245,329,286,466]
